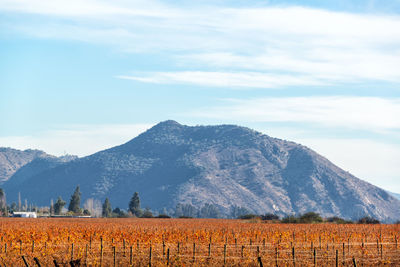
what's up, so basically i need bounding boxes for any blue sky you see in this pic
[1,0,400,192]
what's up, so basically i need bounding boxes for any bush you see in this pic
[326,216,353,224]
[156,214,171,218]
[238,214,260,220]
[298,212,323,223]
[261,213,280,221]
[281,215,299,223]
[357,216,380,224]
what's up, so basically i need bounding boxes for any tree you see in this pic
[358,216,380,224]
[230,205,252,219]
[54,196,66,215]
[174,203,197,218]
[68,186,81,213]
[199,203,220,218]
[261,213,280,221]
[129,192,142,217]
[0,188,7,216]
[50,199,54,215]
[299,212,323,223]
[102,198,112,218]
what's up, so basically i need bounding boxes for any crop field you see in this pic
[0,218,399,266]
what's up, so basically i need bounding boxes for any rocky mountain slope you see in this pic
[0,148,51,183]
[3,121,400,221]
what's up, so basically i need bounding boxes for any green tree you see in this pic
[68,186,81,213]
[102,198,112,218]
[0,188,7,216]
[128,192,142,217]
[54,196,66,215]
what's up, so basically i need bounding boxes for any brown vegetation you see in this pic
[0,218,399,266]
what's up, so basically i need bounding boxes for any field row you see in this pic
[0,218,398,266]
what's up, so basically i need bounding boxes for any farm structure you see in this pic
[0,218,399,266]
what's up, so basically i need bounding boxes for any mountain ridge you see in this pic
[3,121,400,221]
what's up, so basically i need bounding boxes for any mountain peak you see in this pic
[153,120,182,128]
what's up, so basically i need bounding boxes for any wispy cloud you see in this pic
[117,72,326,88]
[189,96,400,131]
[2,1,400,88]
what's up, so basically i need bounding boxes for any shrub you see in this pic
[281,215,299,223]
[156,214,171,218]
[357,216,380,224]
[261,213,280,221]
[238,214,260,220]
[298,212,323,223]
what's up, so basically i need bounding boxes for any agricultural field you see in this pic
[0,218,399,266]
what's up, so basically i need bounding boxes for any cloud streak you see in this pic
[2,1,400,87]
[117,72,326,88]
[189,96,400,131]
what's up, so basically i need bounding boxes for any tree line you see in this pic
[0,187,392,223]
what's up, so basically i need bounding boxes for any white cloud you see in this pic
[0,124,152,157]
[189,96,400,131]
[117,72,326,88]
[2,1,400,86]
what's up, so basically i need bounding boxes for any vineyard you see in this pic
[0,218,399,266]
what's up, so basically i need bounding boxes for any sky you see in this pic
[1,0,400,192]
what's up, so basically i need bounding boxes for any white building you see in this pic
[12,212,37,218]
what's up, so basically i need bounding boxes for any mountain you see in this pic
[0,148,51,184]
[3,121,400,222]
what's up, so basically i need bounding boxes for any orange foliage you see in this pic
[0,218,398,266]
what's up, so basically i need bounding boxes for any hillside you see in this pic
[0,148,51,184]
[3,121,400,221]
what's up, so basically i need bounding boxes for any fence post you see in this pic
[352,257,357,267]
[292,246,295,267]
[149,246,152,267]
[130,246,133,266]
[167,248,170,266]
[313,248,316,267]
[123,239,126,256]
[335,249,338,267]
[100,237,103,267]
[224,244,227,265]
[208,243,211,257]
[342,243,345,265]
[113,246,116,267]
[34,257,42,267]
[22,256,29,267]
[193,242,196,263]
[275,247,279,267]
[258,256,264,267]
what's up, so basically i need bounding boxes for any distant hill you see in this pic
[3,121,400,222]
[0,148,51,183]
